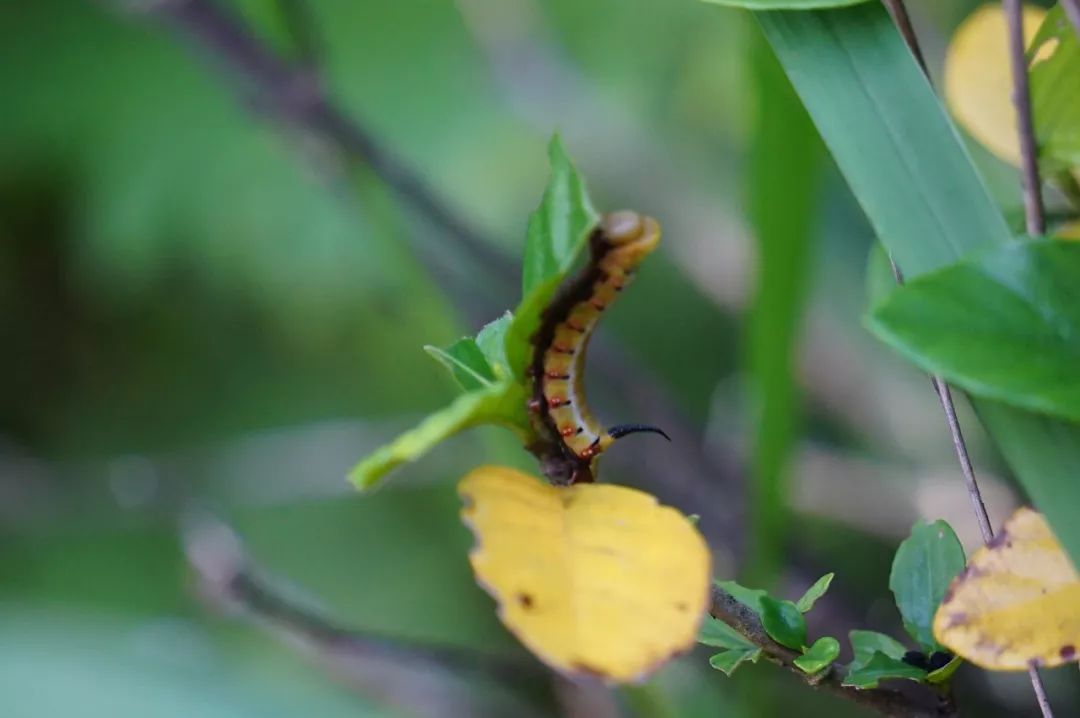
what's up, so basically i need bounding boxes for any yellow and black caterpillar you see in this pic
[528,210,668,485]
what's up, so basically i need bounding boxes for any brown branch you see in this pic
[1004,0,1046,236]
[881,0,930,79]
[183,514,550,718]
[710,586,954,718]
[883,6,1054,713]
[1061,0,1080,40]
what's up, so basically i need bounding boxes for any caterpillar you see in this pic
[528,210,669,486]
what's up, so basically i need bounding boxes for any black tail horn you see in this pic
[607,423,671,442]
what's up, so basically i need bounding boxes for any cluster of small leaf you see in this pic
[347,137,600,490]
[700,519,966,689]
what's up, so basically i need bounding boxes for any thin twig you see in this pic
[184,514,549,718]
[1061,0,1080,40]
[710,586,954,718]
[881,0,930,79]
[884,7,1055,712]
[1003,0,1046,236]
[930,379,994,541]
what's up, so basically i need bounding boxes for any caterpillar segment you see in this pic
[528,210,669,485]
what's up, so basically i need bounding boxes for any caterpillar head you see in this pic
[601,210,661,266]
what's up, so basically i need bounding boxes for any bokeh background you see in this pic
[1,0,1076,716]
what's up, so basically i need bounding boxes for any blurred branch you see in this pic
[1063,0,1080,39]
[884,5,1053,714]
[184,513,550,718]
[120,0,515,286]
[1003,0,1046,236]
[709,586,955,718]
[96,0,749,552]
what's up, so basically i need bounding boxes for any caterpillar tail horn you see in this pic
[606,423,672,442]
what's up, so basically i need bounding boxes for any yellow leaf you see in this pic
[933,507,1080,670]
[944,4,1047,165]
[459,466,711,682]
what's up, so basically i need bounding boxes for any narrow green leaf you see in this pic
[755,2,1080,566]
[795,572,834,613]
[890,520,966,652]
[699,616,758,650]
[926,655,963,685]
[865,242,898,308]
[475,312,513,378]
[506,136,599,378]
[715,580,767,615]
[842,652,927,689]
[1030,6,1080,171]
[794,636,841,674]
[868,239,1080,421]
[703,0,869,8]
[709,648,762,676]
[847,630,908,671]
[423,340,495,391]
[743,24,824,589]
[348,382,528,490]
[760,596,807,650]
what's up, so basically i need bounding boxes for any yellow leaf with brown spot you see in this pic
[944,4,1047,165]
[933,507,1080,670]
[459,465,710,682]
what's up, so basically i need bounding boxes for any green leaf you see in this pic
[424,339,495,391]
[865,242,898,308]
[756,2,1080,568]
[698,616,758,651]
[842,652,927,689]
[926,655,963,685]
[795,572,834,613]
[794,636,840,675]
[708,648,762,676]
[889,520,966,652]
[715,579,767,615]
[759,596,807,650]
[348,382,528,490]
[847,630,908,671]
[868,239,1080,422]
[505,135,599,378]
[742,23,824,589]
[703,0,869,8]
[475,312,513,378]
[1030,6,1080,171]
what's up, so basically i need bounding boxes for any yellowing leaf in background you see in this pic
[944,4,1047,165]
[459,466,711,682]
[933,507,1080,670]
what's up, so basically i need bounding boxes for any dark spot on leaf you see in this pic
[902,651,929,670]
[675,601,688,613]
[928,651,953,671]
[517,592,535,609]
[1060,645,1076,661]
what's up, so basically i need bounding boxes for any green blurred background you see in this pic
[1,0,1075,715]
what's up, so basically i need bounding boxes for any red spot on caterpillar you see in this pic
[548,397,571,408]
[565,320,586,333]
[545,371,571,380]
[551,345,573,354]
[560,426,581,437]
[590,300,606,311]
